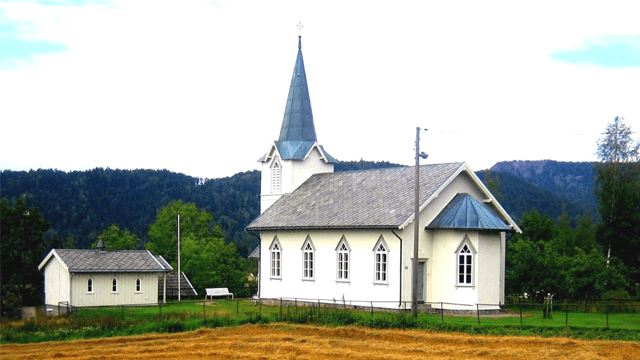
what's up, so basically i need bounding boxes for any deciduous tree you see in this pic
[145,201,249,295]
[92,225,140,250]
[595,116,640,286]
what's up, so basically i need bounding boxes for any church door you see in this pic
[417,262,426,302]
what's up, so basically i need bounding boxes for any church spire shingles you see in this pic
[278,35,317,142]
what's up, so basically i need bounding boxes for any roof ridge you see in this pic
[317,162,465,176]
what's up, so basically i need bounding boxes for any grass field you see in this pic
[2,300,639,344]
[2,324,639,359]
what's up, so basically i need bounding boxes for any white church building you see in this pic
[246,36,521,311]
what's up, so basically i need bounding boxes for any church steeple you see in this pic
[278,35,317,142]
[258,34,337,213]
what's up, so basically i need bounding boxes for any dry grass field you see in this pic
[2,324,639,360]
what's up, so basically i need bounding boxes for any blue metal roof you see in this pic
[275,140,315,160]
[259,36,338,164]
[427,193,513,232]
[278,36,317,143]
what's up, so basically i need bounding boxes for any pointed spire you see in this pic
[278,36,317,142]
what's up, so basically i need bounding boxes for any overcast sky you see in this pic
[1,0,639,180]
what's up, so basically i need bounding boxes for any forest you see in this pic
[2,149,639,318]
[0,159,594,256]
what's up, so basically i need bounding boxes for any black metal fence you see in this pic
[36,295,639,329]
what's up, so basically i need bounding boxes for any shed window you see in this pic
[87,278,93,293]
[112,278,118,292]
[136,278,142,292]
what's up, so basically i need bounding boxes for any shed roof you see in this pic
[246,163,465,230]
[38,249,173,273]
[426,193,514,232]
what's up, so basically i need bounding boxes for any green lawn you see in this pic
[2,300,639,344]
[73,300,640,331]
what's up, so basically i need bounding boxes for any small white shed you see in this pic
[38,249,173,307]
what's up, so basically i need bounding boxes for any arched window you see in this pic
[373,236,389,283]
[455,236,476,286]
[136,277,142,292]
[271,159,281,193]
[87,278,93,293]
[112,277,118,292]
[269,236,282,279]
[301,236,315,280]
[336,236,351,281]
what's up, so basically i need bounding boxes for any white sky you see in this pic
[1,0,639,180]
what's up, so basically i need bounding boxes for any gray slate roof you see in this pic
[426,193,513,232]
[248,245,260,259]
[46,249,173,273]
[246,162,465,230]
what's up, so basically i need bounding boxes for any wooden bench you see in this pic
[205,288,234,300]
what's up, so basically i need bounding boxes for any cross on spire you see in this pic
[297,22,303,49]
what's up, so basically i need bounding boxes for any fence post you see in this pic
[519,298,522,325]
[280,298,283,319]
[236,300,239,315]
[606,304,609,329]
[476,304,480,324]
[259,300,262,317]
[441,302,444,324]
[203,301,206,326]
[122,305,125,320]
[159,302,162,317]
[565,303,568,326]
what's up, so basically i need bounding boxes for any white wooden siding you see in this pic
[70,273,159,307]
[43,256,70,306]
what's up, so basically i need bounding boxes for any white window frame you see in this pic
[87,278,93,293]
[112,277,118,293]
[135,277,142,292]
[301,235,315,280]
[373,236,390,284]
[455,235,477,287]
[336,236,351,282]
[269,236,283,279]
[271,158,282,194]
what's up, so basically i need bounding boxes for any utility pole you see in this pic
[412,127,428,318]
[177,213,181,301]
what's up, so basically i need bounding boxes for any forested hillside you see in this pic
[476,169,588,223]
[1,168,260,256]
[1,160,596,256]
[491,160,598,218]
